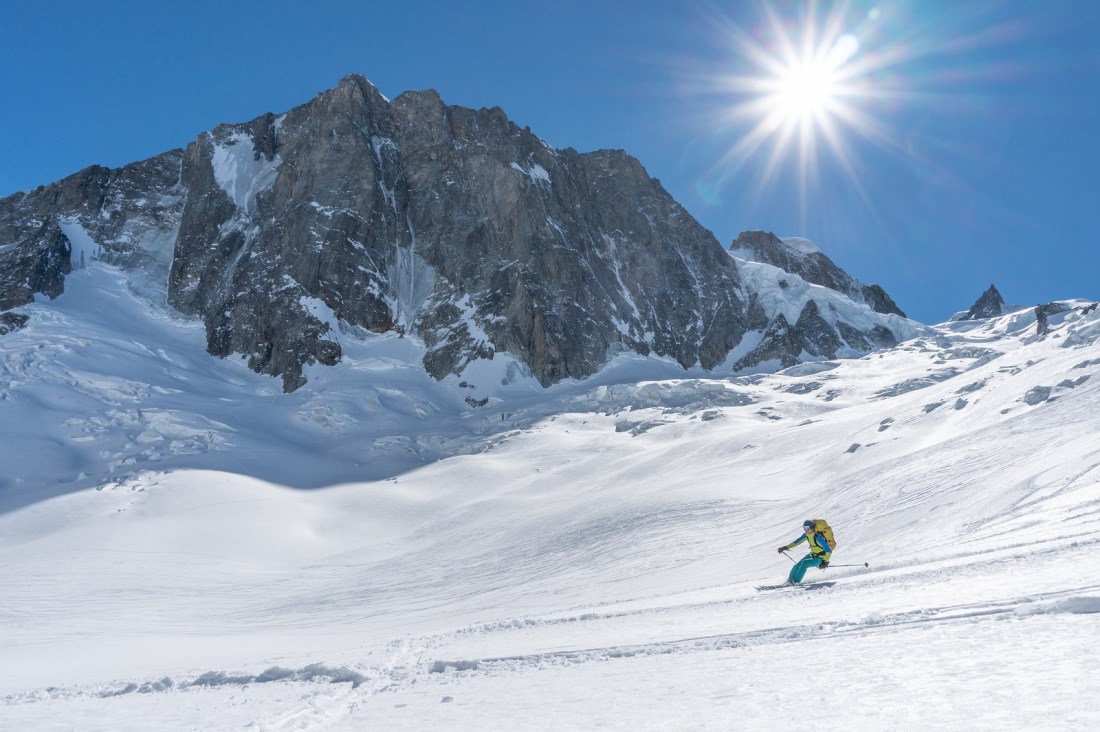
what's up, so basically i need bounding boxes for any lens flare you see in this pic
[673,2,1034,244]
[680,3,917,223]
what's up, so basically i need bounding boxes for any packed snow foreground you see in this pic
[1,260,1098,730]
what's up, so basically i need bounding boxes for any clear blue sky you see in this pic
[2,0,1097,323]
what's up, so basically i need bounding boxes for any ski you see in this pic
[755,581,836,591]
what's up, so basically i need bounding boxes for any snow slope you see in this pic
[1,260,1098,729]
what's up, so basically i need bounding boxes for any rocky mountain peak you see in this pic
[960,284,1006,320]
[1,76,918,392]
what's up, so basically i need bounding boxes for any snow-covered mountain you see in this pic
[1,75,911,392]
[725,234,917,372]
[1,245,1098,727]
[2,75,1098,729]
[729,229,905,317]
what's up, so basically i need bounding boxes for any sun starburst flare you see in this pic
[687,2,918,222]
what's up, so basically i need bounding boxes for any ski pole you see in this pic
[780,550,795,563]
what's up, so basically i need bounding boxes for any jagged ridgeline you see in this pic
[0,75,910,391]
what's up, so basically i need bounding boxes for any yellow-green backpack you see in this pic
[812,519,836,551]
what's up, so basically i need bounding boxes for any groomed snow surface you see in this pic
[1,261,1098,730]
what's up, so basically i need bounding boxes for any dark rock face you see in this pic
[0,218,70,310]
[0,311,29,335]
[1036,305,1049,336]
[729,230,906,317]
[961,284,1006,320]
[0,152,184,309]
[860,284,904,318]
[734,299,897,371]
[1035,302,1068,336]
[1,75,910,388]
[161,76,754,389]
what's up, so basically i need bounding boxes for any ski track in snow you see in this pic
[4,563,1098,730]
[1,260,1099,728]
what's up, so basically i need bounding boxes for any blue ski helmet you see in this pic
[803,520,816,529]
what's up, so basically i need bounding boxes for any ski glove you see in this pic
[777,547,788,553]
[819,561,829,569]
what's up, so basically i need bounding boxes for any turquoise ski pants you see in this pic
[788,555,823,583]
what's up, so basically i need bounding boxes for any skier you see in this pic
[777,520,832,585]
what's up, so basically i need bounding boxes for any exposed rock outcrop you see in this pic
[960,284,1006,320]
[0,218,71,310]
[0,152,184,307]
[1036,302,1069,336]
[734,299,897,371]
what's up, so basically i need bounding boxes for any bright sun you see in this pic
[689,3,1018,229]
[698,6,890,208]
[772,60,840,119]
[765,31,861,123]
